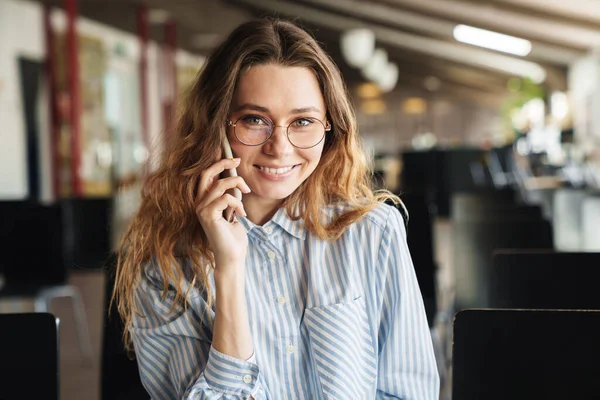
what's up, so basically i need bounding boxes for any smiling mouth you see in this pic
[255,165,299,174]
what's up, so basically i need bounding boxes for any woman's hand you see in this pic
[196,158,255,361]
[195,158,251,271]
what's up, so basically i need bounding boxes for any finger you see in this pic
[198,176,250,209]
[196,158,241,202]
[197,193,246,222]
[231,187,243,201]
[198,158,240,194]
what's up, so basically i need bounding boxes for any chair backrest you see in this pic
[402,150,515,217]
[396,191,437,326]
[61,197,113,270]
[101,255,148,400]
[0,313,59,400]
[453,309,600,400]
[0,201,68,287]
[399,191,435,262]
[490,251,600,310]
[400,150,440,194]
[453,218,553,309]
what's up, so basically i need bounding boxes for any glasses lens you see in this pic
[287,118,326,148]
[235,116,272,145]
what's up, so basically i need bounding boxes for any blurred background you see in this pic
[1,0,600,399]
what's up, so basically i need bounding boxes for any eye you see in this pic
[240,115,269,126]
[291,118,314,128]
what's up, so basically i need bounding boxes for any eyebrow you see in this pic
[233,103,322,115]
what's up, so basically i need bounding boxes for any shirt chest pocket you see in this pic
[303,297,378,399]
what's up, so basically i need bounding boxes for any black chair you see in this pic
[395,191,438,327]
[62,197,113,270]
[490,251,600,310]
[0,201,67,287]
[0,313,60,400]
[101,254,148,400]
[453,309,600,400]
[0,201,93,363]
[451,188,553,310]
[452,217,553,310]
[401,149,493,217]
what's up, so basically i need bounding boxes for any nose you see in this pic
[262,125,294,157]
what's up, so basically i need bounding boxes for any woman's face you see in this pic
[228,64,327,210]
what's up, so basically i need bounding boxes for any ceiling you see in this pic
[35,0,600,105]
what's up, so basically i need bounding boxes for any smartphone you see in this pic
[222,136,242,222]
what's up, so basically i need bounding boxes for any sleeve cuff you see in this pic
[203,346,262,396]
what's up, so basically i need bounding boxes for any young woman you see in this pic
[113,19,439,400]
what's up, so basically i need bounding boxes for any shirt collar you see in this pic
[237,207,306,240]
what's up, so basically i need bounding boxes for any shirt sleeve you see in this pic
[130,264,267,400]
[376,207,440,399]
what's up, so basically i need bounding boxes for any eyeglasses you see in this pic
[227,115,331,149]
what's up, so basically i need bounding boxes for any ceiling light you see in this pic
[362,48,388,82]
[357,82,382,99]
[526,67,546,84]
[453,24,532,57]
[361,99,387,115]
[377,62,399,93]
[402,97,427,115]
[341,28,375,68]
[424,76,442,92]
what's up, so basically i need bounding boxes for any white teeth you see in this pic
[257,165,294,174]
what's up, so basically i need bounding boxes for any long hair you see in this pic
[113,18,399,351]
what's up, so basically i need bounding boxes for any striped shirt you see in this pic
[131,203,440,399]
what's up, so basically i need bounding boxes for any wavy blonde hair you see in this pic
[113,18,399,350]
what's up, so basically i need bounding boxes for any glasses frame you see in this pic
[227,115,332,149]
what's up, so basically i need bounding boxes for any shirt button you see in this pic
[267,251,276,260]
[242,374,252,384]
[264,226,273,234]
[277,295,287,304]
[287,343,296,354]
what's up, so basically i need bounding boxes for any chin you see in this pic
[257,187,296,201]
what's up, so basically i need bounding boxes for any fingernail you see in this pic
[233,158,241,163]
[243,184,251,193]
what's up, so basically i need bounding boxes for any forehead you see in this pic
[232,64,325,113]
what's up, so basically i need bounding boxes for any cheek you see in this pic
[238,160,256,179]
[229,141,245,159]
[304,146,325,165]
[306,147,327,177]
[230,141,258,165]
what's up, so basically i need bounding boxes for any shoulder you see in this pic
[325,201,407,237]
[364,202,406,232]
